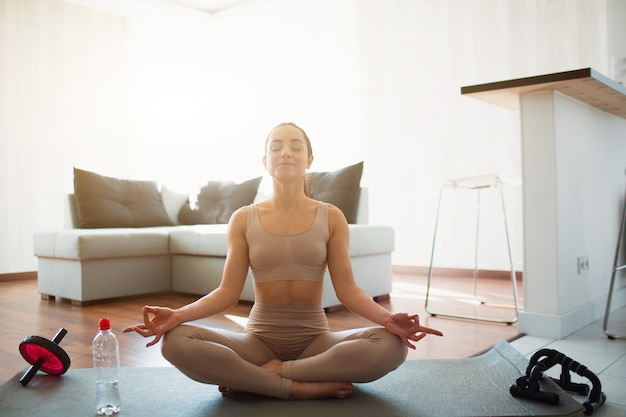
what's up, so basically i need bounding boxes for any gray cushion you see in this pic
[178,177,262,224]
[73,168,173,228]
[308,161,363,223]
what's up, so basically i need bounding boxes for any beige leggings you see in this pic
[161,303,408,399]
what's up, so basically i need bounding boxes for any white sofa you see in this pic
[33,190,395,310]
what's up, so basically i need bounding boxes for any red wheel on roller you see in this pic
[18,328,71,385]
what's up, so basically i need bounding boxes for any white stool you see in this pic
[424,174,519,324]
[603,179,626,340]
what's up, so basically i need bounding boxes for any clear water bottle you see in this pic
[93,317,121,415]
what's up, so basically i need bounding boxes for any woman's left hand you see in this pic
[383,313,443,349]
[123,305,180,347]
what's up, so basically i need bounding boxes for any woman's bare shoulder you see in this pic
[326,203,348,222]
[326,203,349,237]
[228,205,251,228]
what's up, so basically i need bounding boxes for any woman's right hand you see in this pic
[122,305,180,347]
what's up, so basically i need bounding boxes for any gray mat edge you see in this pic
[0,339,585,417]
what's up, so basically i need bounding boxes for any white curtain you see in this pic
[0,0,129,272]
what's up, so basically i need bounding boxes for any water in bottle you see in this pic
[93,317,121,415]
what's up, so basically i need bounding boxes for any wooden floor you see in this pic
[0,271,522,383]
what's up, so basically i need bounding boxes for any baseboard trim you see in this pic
[2,268,522,283]
[519,286,626,339]
[393,265,523,281]
[0,271,37,282]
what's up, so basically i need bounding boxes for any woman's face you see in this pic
[263,124,313,180]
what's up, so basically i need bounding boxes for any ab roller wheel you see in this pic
[19,328,71,386]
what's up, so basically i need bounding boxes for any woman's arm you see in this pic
[173,207,251,322]
[326,205,393,324]
[123,207,251,346]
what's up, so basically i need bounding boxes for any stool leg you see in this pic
[472,189,481,300]
[499,180,520,320]
[470,181,519,320]
[425,179,519,324]
[603,191,626,340]
[425,184,447,314]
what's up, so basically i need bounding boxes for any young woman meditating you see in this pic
[124,122,443,400]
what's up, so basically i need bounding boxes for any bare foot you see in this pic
[290,381,354,400]
[261,359,354,400]
[262,359,283,375]
[219,360,282,397]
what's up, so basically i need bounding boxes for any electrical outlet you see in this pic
[577,256,589,275]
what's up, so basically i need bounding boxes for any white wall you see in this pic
[608,0,626,82]
[128,0,367,190]
[0,0,623,278]
[353,0,609,270]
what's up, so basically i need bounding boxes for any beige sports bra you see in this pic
[246,202,329,283]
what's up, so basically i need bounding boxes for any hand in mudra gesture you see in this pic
[383,313,443,349]
[123,306,179,347]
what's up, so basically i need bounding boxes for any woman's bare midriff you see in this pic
[254,280,323,305]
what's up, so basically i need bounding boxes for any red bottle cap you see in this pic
[99,317,111,331]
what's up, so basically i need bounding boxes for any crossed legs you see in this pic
[161,324,407,400]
